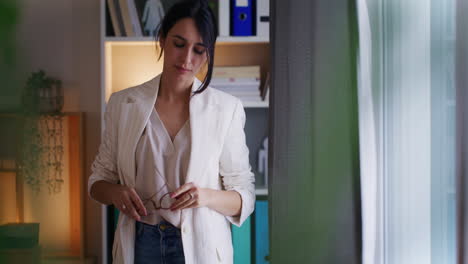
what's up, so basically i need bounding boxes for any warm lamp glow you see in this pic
[0,172,17,225]
[106,42,164,101]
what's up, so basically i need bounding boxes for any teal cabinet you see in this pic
[232,216,252,264]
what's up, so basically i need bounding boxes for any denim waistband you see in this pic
[136,220,181,236]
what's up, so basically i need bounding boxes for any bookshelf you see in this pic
[100,0,270,263]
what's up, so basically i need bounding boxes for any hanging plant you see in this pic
[19,70,65,194]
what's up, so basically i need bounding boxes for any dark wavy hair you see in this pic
[156,0,218,95]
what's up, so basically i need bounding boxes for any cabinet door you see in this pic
[255,200,269,263]
[232,216,252,264]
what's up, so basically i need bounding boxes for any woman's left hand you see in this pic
[169,182,211,211]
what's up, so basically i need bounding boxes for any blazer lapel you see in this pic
[185,81,220,184]
[118,76,160,187]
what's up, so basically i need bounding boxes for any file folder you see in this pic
[256,0,269,37]
[219,0,230,36]
[231,0,255,36]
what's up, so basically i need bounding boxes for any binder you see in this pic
[218,0,230,37]
[231,0,255,36]
[256,0,269,37]
[108,0,126,36]
[119,0,136,36]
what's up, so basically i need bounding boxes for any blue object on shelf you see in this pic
[232,216,251,264]
[231,0,254,36]
[255,200,269,263]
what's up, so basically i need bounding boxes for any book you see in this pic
[263,87,269,101]
[210,82,260,89]
[261,72,270,101]
[213,65,260,79]
[107,0,125,36]
[211,78,260,85]
[105,1,116,36]
[211,83,260,91]
[221,93,260,99]
[214,88,260,95]
[212,86,260,94]
[211,65,262,100]
[119,0,136,36]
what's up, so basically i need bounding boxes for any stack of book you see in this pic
[107,0,165,37]
[210,66,262,102]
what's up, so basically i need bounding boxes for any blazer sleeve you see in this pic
[219,99,256,227]
[88,94,120,199]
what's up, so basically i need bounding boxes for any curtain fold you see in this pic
[270,0,361,262]
[365,0,457,263]
[456,0,468,263]
[356,1,378,264]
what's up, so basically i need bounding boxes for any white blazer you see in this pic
[88,74,256,264]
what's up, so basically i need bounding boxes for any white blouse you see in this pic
[134,107,191,228]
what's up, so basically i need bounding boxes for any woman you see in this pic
[88,0,255,263]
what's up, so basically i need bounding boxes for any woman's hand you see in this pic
[168,182,242,217]
[169,182,212,211]
[110,185,148,221]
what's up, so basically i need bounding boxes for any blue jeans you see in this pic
[134,220,185,264]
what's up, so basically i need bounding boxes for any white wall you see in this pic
[15,0,103,262]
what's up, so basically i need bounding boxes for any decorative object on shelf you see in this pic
[19,70,65,194]
[137,0,165,36]
[22,70,63,114]
[143,0,165,36]
[107,0,165,37]
[258,136,268,187]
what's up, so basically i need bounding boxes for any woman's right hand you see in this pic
[110,184,148,221]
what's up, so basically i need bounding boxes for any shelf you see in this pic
[104,36,269,45]
[255,188,268,196]
[242,100,269,108]
[217,36,269,44]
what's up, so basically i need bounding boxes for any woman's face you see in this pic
[159,18,208,85]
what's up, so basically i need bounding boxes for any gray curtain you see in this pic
[269,0,361,263]
[457,0,468,263]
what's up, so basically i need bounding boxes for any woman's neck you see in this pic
[158,73,193,103]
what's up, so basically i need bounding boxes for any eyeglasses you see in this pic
[141,169,177,215]
[142,192,177,215]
